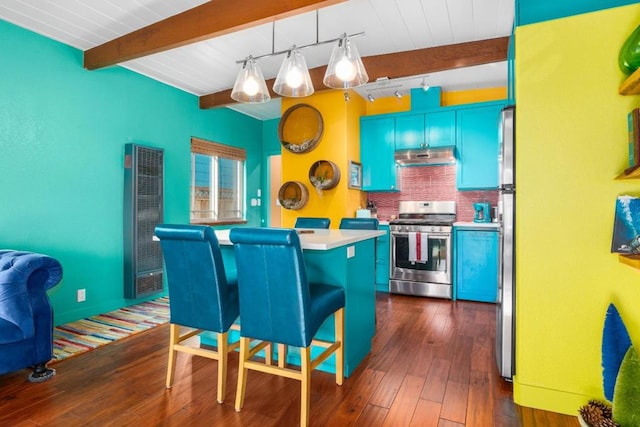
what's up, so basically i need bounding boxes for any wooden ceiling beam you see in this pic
[199,36,510,109]
[83,0,346,70]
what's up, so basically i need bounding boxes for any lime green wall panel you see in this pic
[0,19,263,325]
[514,4,640,414]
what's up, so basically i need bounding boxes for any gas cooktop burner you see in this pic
[390,200,457,226]
[390,218,455,226]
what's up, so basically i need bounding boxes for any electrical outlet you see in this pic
[347,246,355,258]
[77,289,86,302]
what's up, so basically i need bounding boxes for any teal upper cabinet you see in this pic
[395,113,425,150]
[426,110,456,148]
[361,116,399,191]
[456,102,505,190]
[395,111,455,150]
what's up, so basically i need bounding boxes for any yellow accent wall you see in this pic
[364,87,507,116]
[441,87,507,106]
[280,90,366,228]
[365,96,411,115]
[514,4,640,415]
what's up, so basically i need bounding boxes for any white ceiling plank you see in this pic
[0,0,513,120]
[447,0,476,43]
[420,0,454,46]
[397,0,435,48]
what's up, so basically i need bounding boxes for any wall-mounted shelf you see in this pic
[615,166,640,180]
[619,254,640,269]
[619,68,640,95]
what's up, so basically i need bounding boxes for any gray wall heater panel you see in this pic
[123,143,164,299]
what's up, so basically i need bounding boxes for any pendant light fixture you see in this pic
[230,12,368,103]
[323,33,369,89]
[230,57,270,103]
[273,48,314,97]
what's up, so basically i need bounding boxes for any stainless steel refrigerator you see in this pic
[496,105,515,380]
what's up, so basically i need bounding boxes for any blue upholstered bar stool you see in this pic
[339,218,379,230]
[294,217,331,229]
[229,227,345,427]
[155,224,240,404]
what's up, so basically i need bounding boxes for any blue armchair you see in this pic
[0,250,63,382]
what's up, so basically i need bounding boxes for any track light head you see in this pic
[367,94,375,103]
[394,90,402,99]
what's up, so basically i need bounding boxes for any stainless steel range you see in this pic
[389,201,456,299]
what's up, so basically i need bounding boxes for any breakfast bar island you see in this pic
[206,228,384,377]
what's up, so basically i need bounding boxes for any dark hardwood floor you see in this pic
[0,293,578,426]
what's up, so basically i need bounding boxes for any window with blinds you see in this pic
[190,137,246,224]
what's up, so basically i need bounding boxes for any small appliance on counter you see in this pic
[358,201,377,218]
[356,208,372,218]
[473,202,492,223]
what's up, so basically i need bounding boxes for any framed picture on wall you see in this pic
[348,161,362,189]
[611,195,640,253]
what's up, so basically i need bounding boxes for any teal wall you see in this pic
[0,19,264,325]
[517,0,639,25]
[261,118,281,226]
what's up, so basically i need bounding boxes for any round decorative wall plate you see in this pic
[309,160,340,190]
[278,104,324,154]
[278,181,309,210]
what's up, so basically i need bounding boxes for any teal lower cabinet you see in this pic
[375,224,390,292]
[454,227,499,303]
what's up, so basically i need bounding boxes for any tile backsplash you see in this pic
[367,165,498,222]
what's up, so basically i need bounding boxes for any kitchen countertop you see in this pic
[453,221,500,229]
[215,228,385,251]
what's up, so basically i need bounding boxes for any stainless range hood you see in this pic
[394,146,456,166]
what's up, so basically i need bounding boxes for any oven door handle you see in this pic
[391,232,450,237]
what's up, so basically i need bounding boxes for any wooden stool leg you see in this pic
[235,337,250,412]
[335,308,345,386]
[300,346,311,427]
[216,332,228,403]
[166,324,179,388]
[278,343,287,368]
[265,342,273,365]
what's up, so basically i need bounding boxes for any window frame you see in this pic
[190,137,247,226]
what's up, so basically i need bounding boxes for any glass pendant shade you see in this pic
[231,58,270,103]
[273,49,314,97]
[323,35,369,89]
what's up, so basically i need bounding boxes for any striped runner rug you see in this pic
[52,296,169,362]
